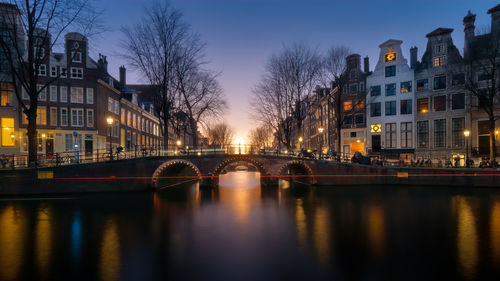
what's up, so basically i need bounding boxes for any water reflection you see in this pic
[1,181,500,280]
[454,196,478,280]
[99,218,121,281]
[218,171,261,224]
[36,204,52,279]
[295,198,308,252]
[491,201,500,268]
[313,204,331,264]
[367,203,385,259]
[0,205,26,281]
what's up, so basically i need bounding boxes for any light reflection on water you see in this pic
[0,173,499,280]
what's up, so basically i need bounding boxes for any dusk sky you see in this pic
[91,0,497,143]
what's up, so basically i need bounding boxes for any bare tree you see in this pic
[251,42,322,150]
[248,124,274,149]
[173,39,226,147]
[205,122,234,148]
[464,37,500,163]
[0,1,102,165]
[121,0,187,149]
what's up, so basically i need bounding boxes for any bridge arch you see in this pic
[278,160,314,183]
[212,156,268,177]
[152,159,202,188]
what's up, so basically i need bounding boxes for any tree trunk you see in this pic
[27,108,38,166]
[189,118,198,147]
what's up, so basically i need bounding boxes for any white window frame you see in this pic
[50,107,58,126]
[86,109,94,127]
[60,86,67,102]
[37,85,46,101]
[49,85,57,102]
[60,107,68,126]
[60,67,67,78]
[70,67,83,79]
[70,87,84,104]
[50,65,57,77]
[38,64,46,76]
[71,51,82,63]
[71,108,84,127]
[86,88,94,104]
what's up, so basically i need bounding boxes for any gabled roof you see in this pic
[426,28,453,38]
[379,39,403,48]
[488,4,500,14]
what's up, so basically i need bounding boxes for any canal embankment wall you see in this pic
[0,158,499,195]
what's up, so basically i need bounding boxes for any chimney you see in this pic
[363,56,370,73]
[410,46,418,69]
[463,10,476,58]
[97,53,108,75]
[119,66,126,88]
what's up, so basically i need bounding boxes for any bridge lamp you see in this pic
[298,137,303,142]
[197,152,201,156]
[176,140,182,146]
[464,130,470,168]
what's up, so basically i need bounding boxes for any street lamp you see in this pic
[107,117,114,160]
[318,127,324,159]
[464,130,470,168]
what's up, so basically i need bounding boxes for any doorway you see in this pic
[45,138,54,155]
[372,135,381,152]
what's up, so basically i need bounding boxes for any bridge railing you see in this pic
[0,144,320,170]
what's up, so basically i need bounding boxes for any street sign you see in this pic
[73,131,78,137]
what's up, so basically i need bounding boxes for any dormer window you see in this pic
[434,44,446,54]
[71,51,82,63]
[34,47,44,59]
[433,55,446,67]
[350,70,356,80]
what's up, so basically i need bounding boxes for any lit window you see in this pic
[0,82,13,106]
[400,81,412,93]
[417,98,429,113]
[343,101,352,111]
[121,108,125,124]
[433,55,447,67]
[370,124,381,133]
[354,100,364,110]
[50,107,57,126]
[1,117,15,146]
[24,107,47,125]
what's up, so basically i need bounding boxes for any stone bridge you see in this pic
[150,154,319,187]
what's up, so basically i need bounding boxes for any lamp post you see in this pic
[464,130,470,168]
[318,127,324,159]
[107,117,114,160]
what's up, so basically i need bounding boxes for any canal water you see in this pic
[0,171,500,281]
